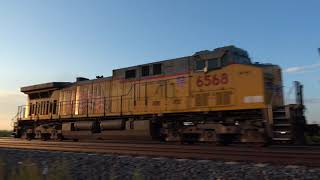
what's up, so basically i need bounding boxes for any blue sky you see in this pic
[0,1,319,129]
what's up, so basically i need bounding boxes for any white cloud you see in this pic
[284,63,320,73]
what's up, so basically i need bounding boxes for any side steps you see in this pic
[272,106,293,143]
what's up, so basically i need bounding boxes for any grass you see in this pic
[132,168,144,180]
[305,134,320,145]
[0,130,12,137]
[0,156,73,180]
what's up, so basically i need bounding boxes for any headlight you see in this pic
[183,122,194,126]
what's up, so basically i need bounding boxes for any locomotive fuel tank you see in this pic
[100,120,125,130]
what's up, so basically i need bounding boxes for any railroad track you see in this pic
[0,138,320,167]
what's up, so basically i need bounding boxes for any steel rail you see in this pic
[0,139,320,166]
[1,139,320,155]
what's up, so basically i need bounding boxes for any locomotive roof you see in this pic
[113,45,244,71]
[21,82,71,93]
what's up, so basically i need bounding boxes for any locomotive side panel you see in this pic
[91,82,104,115]
[146,80,166,113]
[133,82,147,113]
[190,64,265,112]
[74,81,92,117]
[230,64,265,110]
[165,75,190,112]
[59,86,76,117]
[90,78,112,116]
[20,65,267,119]
[110,80,121,115]
[110,64,266,116]
[121,80,135,115]
[111,56,191,115]
[163,57,191,112]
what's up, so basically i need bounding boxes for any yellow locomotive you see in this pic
[13,46,306,144]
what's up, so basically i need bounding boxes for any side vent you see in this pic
[216,91,232,105]
[195,93,209,106]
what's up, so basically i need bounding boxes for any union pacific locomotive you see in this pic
[12,46,306,144]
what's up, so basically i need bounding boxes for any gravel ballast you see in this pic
[0,148,319,180]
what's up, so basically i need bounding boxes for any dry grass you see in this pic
[0,130,12,137]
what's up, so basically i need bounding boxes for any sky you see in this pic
[0,0,319,130]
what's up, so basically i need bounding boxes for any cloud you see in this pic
[284,63,320,73]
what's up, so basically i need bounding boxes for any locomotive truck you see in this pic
[12,46,306,144]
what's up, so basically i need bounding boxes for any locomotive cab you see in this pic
[194,46,252,72]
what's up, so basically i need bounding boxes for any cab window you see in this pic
[195,60,205,71]
[125,69,136,79]
[141,65,150,77]
[235,55,250,64]
[208,58,220,69]
[221,54,230,66]
[153,64,162,75]
[222,52,250,65]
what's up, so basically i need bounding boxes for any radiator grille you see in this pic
[216,91,232,105]
[195,93,209,106]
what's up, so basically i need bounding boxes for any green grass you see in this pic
[0,156,73,180]
[0,130,12,137]
[305,134,320,144]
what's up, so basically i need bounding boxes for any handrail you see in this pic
[15,85,235,120]
[14,74,192,120]
[10,112,19,127]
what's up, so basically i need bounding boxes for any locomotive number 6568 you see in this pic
[196,73,229,87]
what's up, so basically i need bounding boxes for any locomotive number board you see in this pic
[196,73,229,87]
